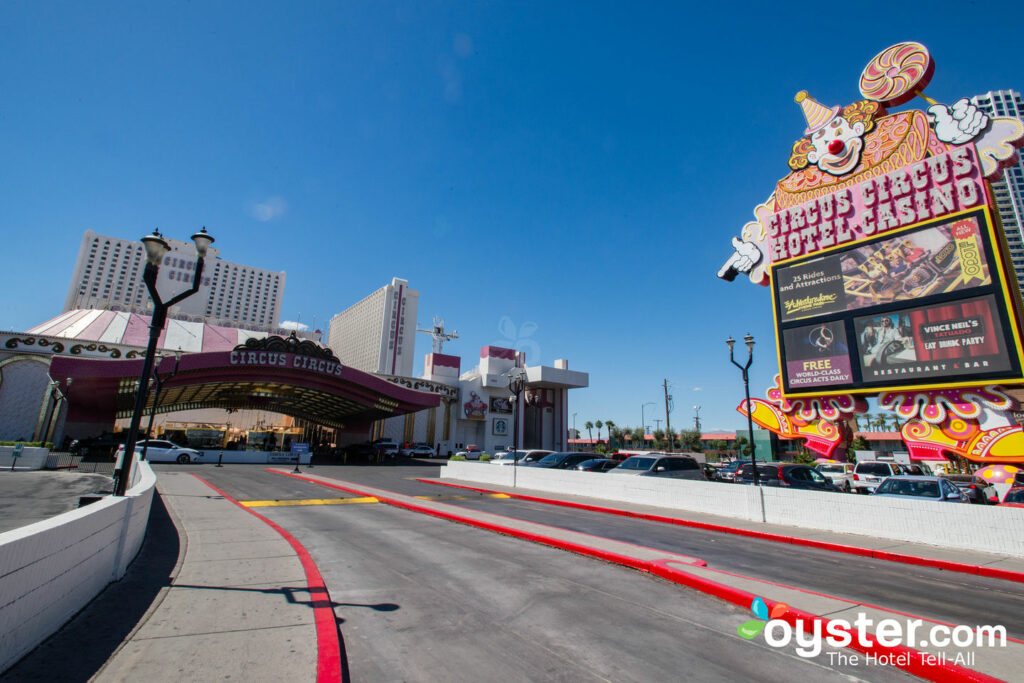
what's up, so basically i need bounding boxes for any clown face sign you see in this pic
[717,42,1024,287]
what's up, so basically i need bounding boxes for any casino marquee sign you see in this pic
[715,42,1024,464]
[718,42,1024,399]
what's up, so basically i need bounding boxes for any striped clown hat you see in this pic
[795,91,842,136]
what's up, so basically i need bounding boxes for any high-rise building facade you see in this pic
[326,277,419,376]
[972,90,1024,296]
[64,230,286,329]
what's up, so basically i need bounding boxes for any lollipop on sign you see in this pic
[858,41,935,107]
[859,42,990,147]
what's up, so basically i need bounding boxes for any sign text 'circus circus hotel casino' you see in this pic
[717,41,1024,397]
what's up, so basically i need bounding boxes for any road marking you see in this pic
[241,497,379,507]
[240,492,511,507]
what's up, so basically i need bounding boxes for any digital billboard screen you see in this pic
[771,208,1024,395]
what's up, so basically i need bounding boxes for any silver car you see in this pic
[608,454,704,480]
[871,475,968,503]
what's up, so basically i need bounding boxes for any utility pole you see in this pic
[664,379,673,453]
[694,405,702,432]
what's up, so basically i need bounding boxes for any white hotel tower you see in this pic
[326,277,419,376]
[64,230,286,329]
[972,90,1024,297]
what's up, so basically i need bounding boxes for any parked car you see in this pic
[490,450,525,465]
[608,454,704,480]
[524,452,599,469]
[455,445,484,460]
[401,442,435,457]
[715,460,744,482]
[852,461,904,494]
[511,449,553,465]
[901,465,927,476]
[817,463,855,492]
[735,463,838,491]
[941,474,997,504]
[999,487,1024,508]
[575,458,620,472]
[871,475,968,503]
[115,439,202,464]
[372,439,400,455]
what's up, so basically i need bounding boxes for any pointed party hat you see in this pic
[795,91,841,135]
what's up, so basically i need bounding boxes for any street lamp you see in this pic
[693,405,702,432]
[642,402,656,448]
[114,227,215,496]
[727,333,759,487]
[508,366,527,488]
[139,349,182,462]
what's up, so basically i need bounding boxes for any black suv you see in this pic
[525,452,600,469]
[734,463,838,491]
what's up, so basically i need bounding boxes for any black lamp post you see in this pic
[727,334,760,487]
[114,227,214,496]
[139,350,182,462]
[508,367,527,488]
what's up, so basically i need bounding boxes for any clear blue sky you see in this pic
[2,2,1023,432]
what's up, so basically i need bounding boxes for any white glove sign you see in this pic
[718,237,763,281]
[928,98,989,145]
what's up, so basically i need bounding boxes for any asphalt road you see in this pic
[178,463,915,682]
[192,462,1024,640]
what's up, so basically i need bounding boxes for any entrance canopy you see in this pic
[50,335,440,429]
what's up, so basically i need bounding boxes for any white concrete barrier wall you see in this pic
[0,457,156,674]
[0,447,49,470]
[441,461,1024,558]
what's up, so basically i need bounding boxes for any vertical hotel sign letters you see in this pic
[717,41,1024,399]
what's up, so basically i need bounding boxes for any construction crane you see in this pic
[416,316,459,354]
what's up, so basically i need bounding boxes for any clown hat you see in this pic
[795,91,841,135]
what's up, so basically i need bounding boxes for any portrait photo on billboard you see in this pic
[840,216,991,311]
[854,295,1013,384]
[781,321,854,388]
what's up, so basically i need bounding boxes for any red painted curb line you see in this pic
[273,469,1002,683]
[192,474,342,683]
[417,478,1024,584]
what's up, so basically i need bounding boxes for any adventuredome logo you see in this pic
[737,597,1005,666]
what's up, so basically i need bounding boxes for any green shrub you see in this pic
[450,455,467,461]
[0,441,52,448]
[479,454,491,461]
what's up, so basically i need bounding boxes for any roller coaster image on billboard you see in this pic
[772,207,1024,395]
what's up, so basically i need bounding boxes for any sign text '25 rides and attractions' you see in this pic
[717,41,1024,464]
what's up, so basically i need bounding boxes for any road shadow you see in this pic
[0,492,180,682]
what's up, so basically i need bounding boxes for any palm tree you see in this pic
[889,413,902,432]
[584,421,594,444]
[595,420,604,443]
[605,420,616,446]
[631,427,645,445]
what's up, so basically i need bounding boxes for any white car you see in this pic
[852,461,904,494]
[455,445,483,460]
[817,463,855,492]
[402,443,436,457]
[372,440,400,455]
[115,439,203,464]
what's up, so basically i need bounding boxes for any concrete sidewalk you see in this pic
[426,478,1024,576]
[0,472,322,682]
[93,472,321,682]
